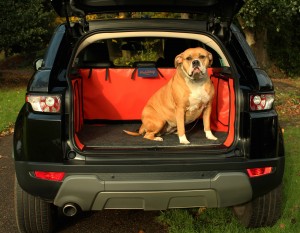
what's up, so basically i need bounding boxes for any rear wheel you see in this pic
[15,177,55,233]
[233,183,283,228]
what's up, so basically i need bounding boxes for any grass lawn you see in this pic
[0,68,30,135]
[0,87,26,133]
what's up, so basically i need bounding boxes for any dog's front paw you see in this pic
[154,136,163,141]
[205,130,217,140]
[179,134,190,144]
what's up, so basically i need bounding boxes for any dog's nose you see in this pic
[192,60,200,67]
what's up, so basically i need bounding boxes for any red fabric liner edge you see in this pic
[74,133,85,150]
[223,78,235,147]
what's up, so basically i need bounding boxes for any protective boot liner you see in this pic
[73,67,235,149]
[77,121,227,148]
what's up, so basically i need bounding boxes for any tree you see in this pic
[0,0,56,57]
[267,14,300,76]
[237,0,300,71]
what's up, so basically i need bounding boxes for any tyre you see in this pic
[233,183,283,228]
[15,177,55,233]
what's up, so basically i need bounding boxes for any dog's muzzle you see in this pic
[189,59,206,79]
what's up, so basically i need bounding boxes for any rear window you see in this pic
[75,37,224,68]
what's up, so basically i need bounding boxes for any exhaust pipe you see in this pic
[62,203,78,217]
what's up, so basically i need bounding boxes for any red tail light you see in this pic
[34,171,65,181]
[250,94,274,111]
[247,167,273,178]
[26,95,61,113]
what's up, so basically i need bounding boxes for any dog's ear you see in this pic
[208,52,213,67]
[174,53,184,67]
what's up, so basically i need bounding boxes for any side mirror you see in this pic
[33,58,44,71]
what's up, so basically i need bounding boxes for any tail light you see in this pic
[250,94,274,111]
[34,171,65,181]
[247,167,273,178]
[26,95,61,113]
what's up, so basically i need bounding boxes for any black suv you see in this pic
[13,0,285,232]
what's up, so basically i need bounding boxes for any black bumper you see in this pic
[15,156,284,210]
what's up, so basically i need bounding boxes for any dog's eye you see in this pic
[199,55,206,59]
[186,56,192,61]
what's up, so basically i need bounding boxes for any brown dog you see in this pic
[124,47,217,144]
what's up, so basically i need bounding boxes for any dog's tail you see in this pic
[123,130,141,136]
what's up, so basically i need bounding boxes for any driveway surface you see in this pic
[0,135,167,233]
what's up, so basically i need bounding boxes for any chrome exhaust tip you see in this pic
[62,203,78,217]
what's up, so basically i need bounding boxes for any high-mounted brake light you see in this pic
[250,94,274,111]
[34,171,65,181]
[26,95,61,113]
[247,167,273,178]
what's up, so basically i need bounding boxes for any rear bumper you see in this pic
[53,172,252,210]
[14,156,284,211]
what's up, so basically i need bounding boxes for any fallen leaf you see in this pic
[279,223,285,229]
[198,207,206,215]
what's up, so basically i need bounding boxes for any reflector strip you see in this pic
[247,167,273,178]
[34,171,65,181]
